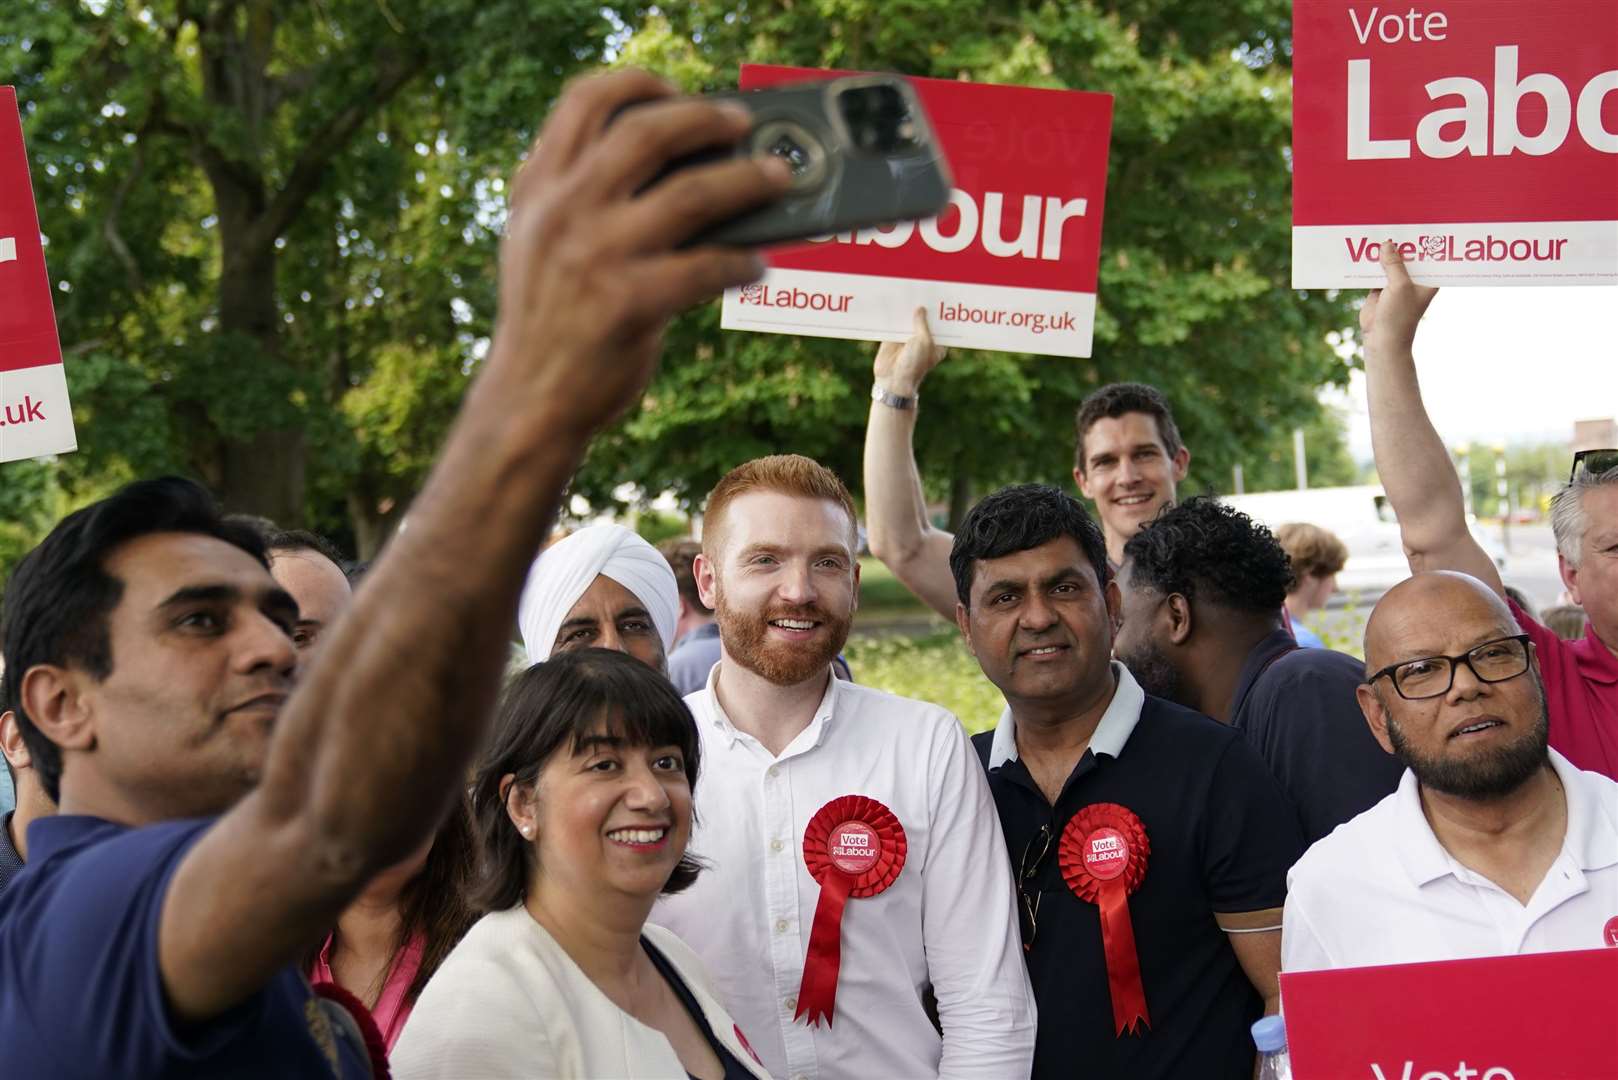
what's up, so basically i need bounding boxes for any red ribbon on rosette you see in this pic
[795,795,907,1028]
[1058,802,1152,1037]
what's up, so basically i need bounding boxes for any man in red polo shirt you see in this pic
[1363,243,1616,778]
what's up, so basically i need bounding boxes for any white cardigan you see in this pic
[391,906,772,1080]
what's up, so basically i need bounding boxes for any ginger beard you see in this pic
[713,579,853,687]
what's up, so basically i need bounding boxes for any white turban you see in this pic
[517,524,680,664]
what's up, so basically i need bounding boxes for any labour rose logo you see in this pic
[739,283,766,305]
[1418,234,1448,260]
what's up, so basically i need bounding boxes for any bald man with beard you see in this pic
[1282,572,1618,971]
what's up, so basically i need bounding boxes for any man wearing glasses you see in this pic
[1363,243,1617,779]
[948,484,1301,1080]
[1282,571,1618,970]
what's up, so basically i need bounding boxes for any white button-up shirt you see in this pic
[652,666,1037,1080]
[1283,749,1618,971]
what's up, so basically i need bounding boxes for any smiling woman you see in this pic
[390,650,770,1080]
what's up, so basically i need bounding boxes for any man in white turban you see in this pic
[517,524,680,673]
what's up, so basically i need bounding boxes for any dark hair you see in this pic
[265,528,348,572]
[471,649,703,911]
[1122,496,1293,615]
[1074,382,1184,473]
[303,793,479,1004]
[949,484,1112,608]
[657,538,708,611]
[1,477,268,802]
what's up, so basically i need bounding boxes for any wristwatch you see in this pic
[871,383,918,410]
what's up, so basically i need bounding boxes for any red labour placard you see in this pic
[1291,0,1618,287]
[0,85,76,461]
[720,64,1113,357]
[1280,948,1618,1079]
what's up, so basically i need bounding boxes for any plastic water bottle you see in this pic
[1252,1015,1293,1080]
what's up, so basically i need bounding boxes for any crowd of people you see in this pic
[0,71,1613,1080]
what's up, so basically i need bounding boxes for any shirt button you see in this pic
[785,995,798,1012]
[770,838,785,853]
[767,765,780,778]
[775,918,790,933]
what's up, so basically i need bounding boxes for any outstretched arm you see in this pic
[862,307,960,620]
[157,73,789,1023]
[1363,242,1503,594]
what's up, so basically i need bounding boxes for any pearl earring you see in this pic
[520,825,534,839]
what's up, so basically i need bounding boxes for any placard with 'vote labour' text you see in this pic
[1280,948,1618,1080]
[0,86,75,463]
[721,65,1113,357]
[1291,0,1618,287]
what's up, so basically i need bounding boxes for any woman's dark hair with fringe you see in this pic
[303,793,479,1004]
[471,648,702,911]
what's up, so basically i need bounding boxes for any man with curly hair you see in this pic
[1113,498,1404,845]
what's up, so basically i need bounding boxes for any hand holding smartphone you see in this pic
[639,74,953,249]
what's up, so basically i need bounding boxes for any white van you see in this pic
[1221,485,1506,601]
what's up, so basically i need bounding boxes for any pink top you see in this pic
[1511,599,1618,780]
[310,931,426,1054]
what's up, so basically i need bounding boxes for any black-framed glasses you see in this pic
[1571,448,1618,483]
[1017,824,1054,951]
[1367,634,1533,701]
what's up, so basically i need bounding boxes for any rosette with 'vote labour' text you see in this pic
[1059,802,1151,1037]
[795,795,907,1028]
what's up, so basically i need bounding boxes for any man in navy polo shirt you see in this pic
[1112,498,1405,845]
[0,70,790,1078]
[949,484,1303,1080]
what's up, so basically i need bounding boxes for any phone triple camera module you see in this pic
[836,83,920,155]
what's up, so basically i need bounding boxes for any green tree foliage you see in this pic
[574,1,1359,516]
[2,0,1359,584]
[1230,402,1362,495]
[2,0,606,561]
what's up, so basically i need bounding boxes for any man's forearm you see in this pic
[262,369,582,869]
[862,398,959,619]
[1366,336,1466,557]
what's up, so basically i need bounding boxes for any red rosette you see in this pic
[310,981,392,1078]
[795,795,907,1028]
[1058,802,1152,1036]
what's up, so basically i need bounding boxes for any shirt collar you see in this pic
[1392,748,1618,886]
[25,814,129,864]
[1570,623,1618,685]
[1230,627,1298,719]
[988,662,1145,769]
[702,660,840,752]
[1555,748,1618,871]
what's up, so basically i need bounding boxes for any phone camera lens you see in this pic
[767,133,813,176]
[752,120,827,191]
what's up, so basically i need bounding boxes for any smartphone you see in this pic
[645,74,953,248]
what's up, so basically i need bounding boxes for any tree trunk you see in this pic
[211,170,306,525]
[346,482,406,561]
[185,6,422,525]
